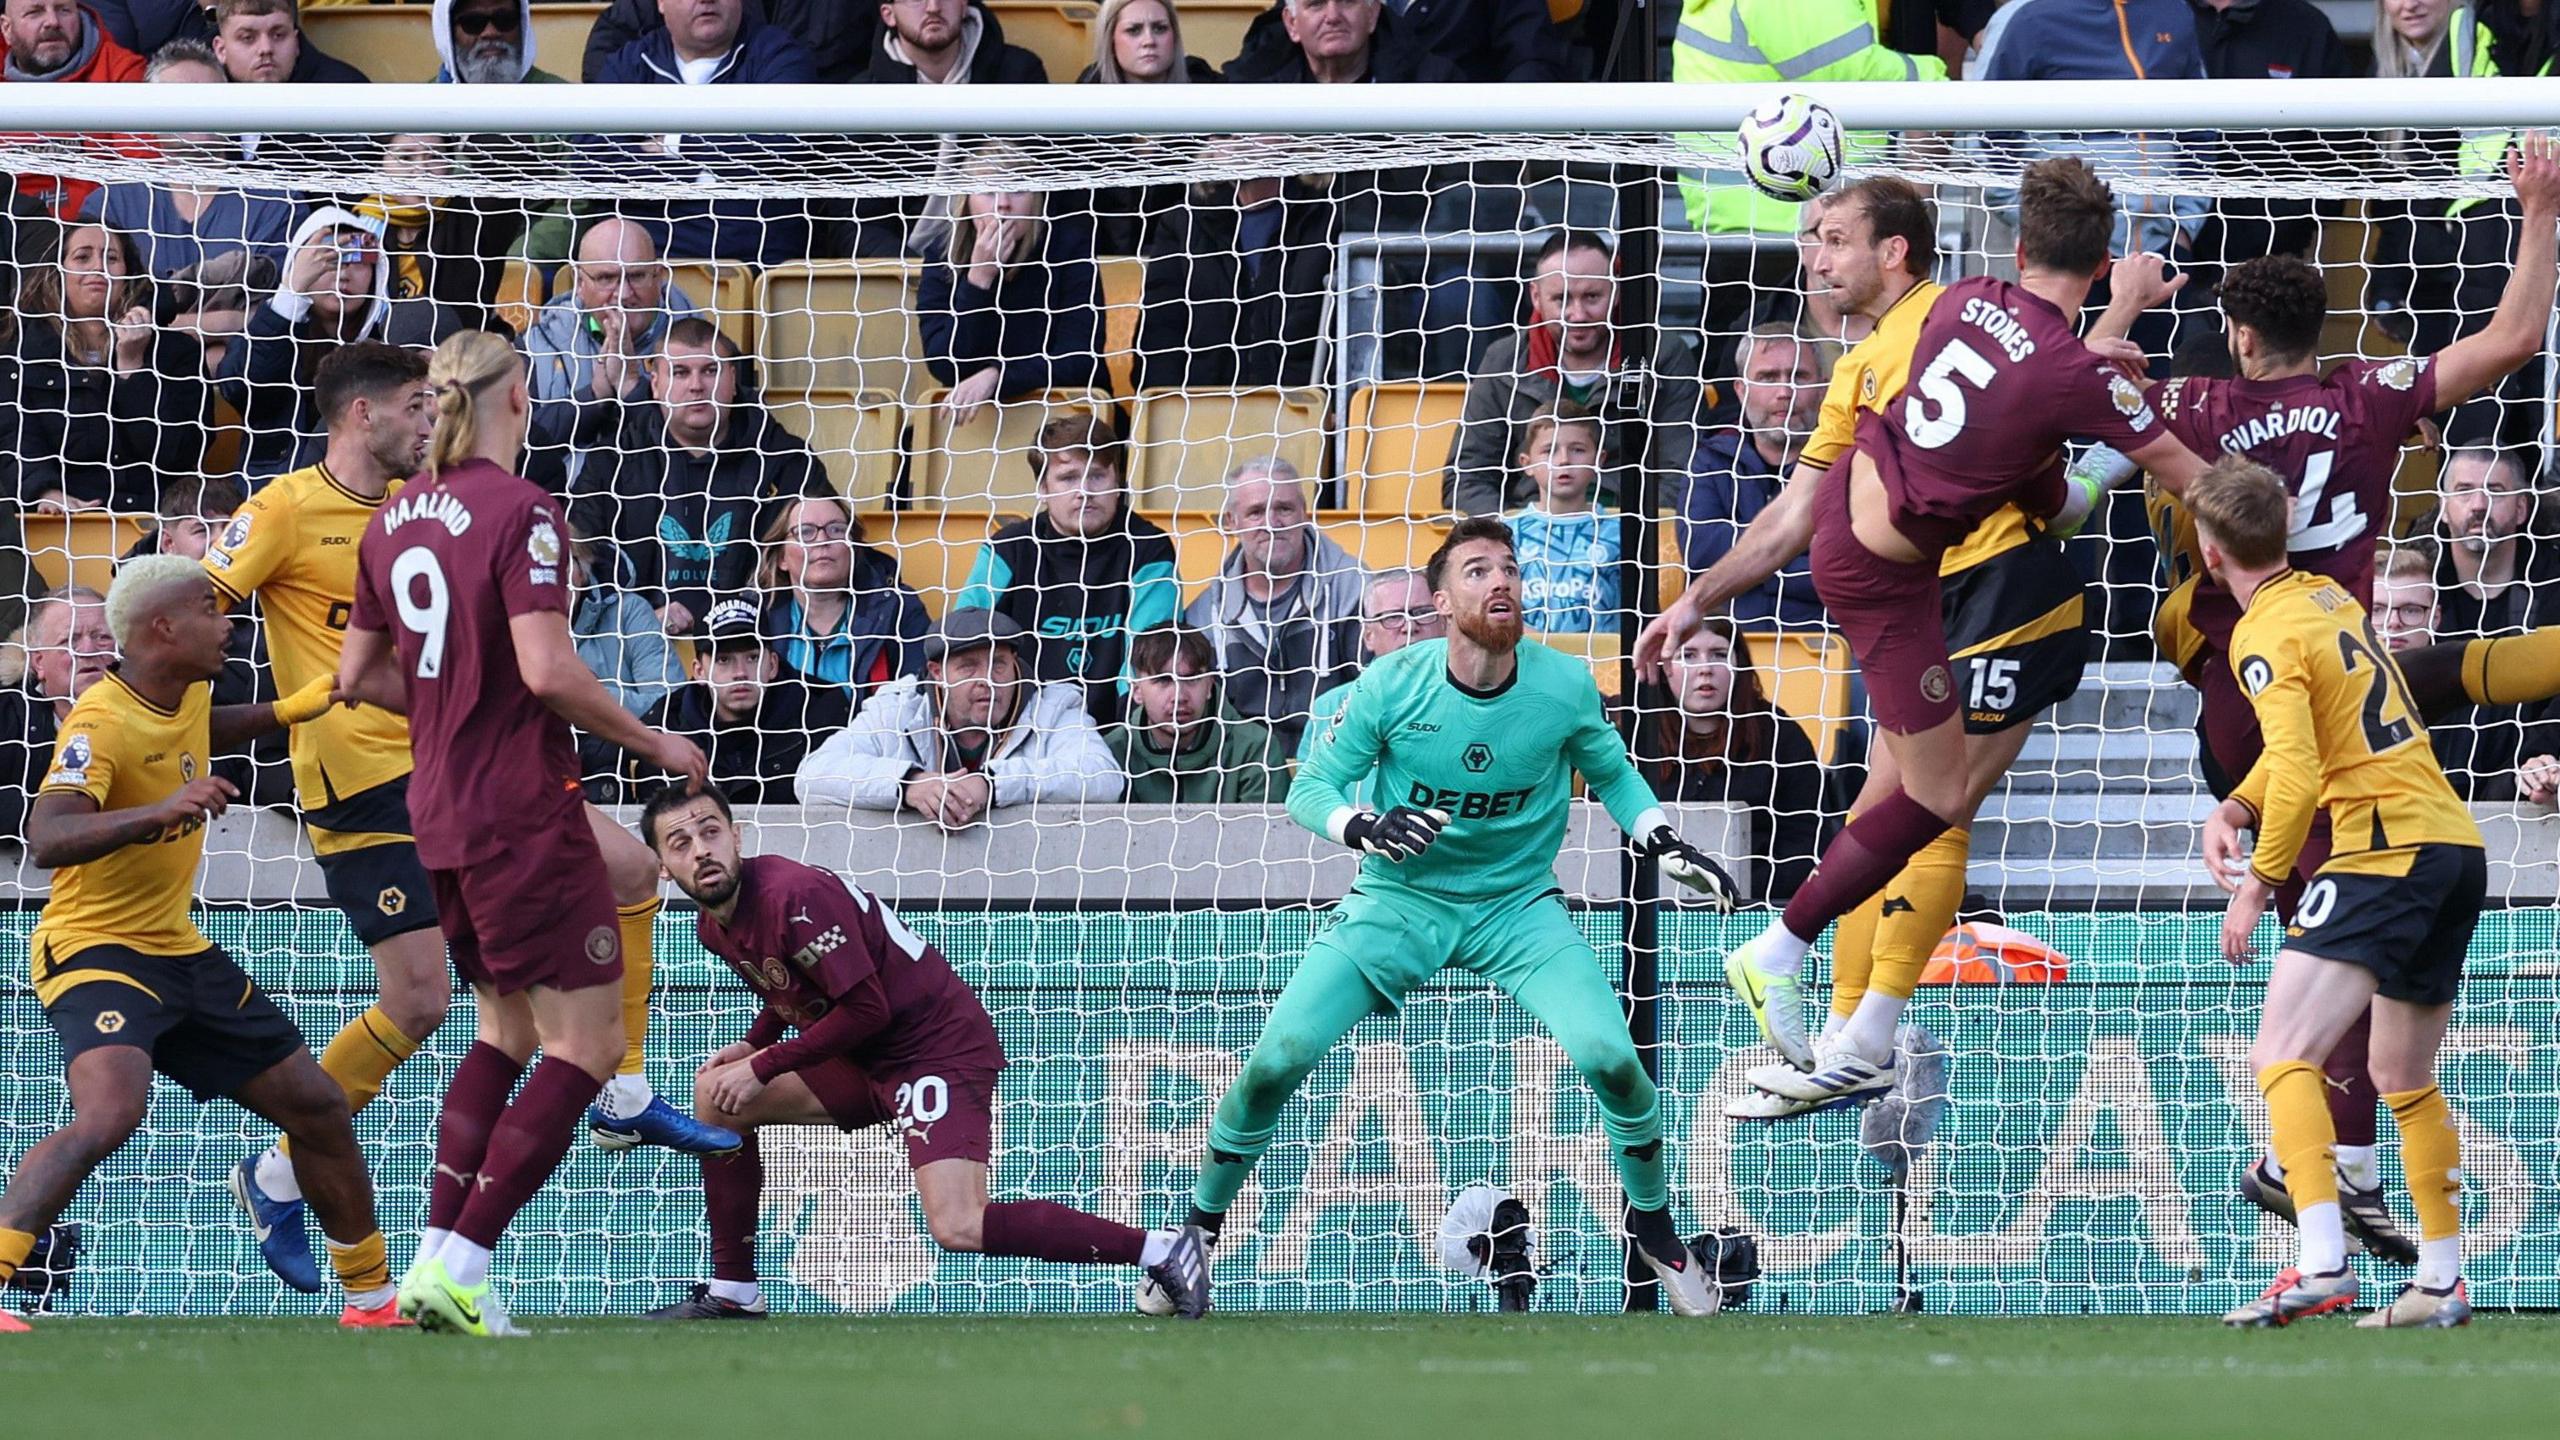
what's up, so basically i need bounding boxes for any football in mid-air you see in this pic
[1737,94,1845,203]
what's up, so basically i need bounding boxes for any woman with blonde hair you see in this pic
[1076,0,1218,255]
[336,329,711,1335]
[919,189,1103,427]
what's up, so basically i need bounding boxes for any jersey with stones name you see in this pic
[696,854,1000,1072]
[347,458,580,869]
[2151,357,2439,663]
[1292,638,1660,903]
[1869,274,2166,551]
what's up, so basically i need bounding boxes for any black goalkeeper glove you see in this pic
[1637,823,1741,912]
[1342,805,1449,862]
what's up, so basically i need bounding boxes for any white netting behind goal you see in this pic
[2,88,2557,1320]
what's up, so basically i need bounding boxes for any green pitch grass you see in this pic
[5,1313,2555,1439]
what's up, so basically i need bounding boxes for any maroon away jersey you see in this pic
[2158,356,2440,658]
[348,459,583,869]
[698,855,1002,1074]
[1867,274,2167,551]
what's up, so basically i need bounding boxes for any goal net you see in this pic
[1,78,2556,1320]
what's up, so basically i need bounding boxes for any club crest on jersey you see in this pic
[2240,656,2275,697]
[179,754,196,783]
[1462,742,1494,773]
[378,886,407,917]
[2375,358,2424,391]
[1860,370,1878,403]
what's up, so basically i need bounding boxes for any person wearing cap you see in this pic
[608,599,850,805]
[795,607,1121,826]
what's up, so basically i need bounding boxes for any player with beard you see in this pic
[1162,517,1742,1316]
[634,787,1211,1320]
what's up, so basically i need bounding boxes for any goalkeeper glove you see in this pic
[1637,823,1740,912]
[273,676,338,727]
[1340,806,1449,862]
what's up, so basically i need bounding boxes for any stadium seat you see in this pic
[757,260,927,404]
[877,508,1014,617]
[988,0,1260,78]
[910,389,1112,507]
[1097,256,1142,397]
[303,3,603,82]
[1344,382,1466,517]
[1127,387,1326,511]
[494,259,545,338]
[663,259,759,352]
[1743,630,1856,764]
[765,389,903,508]
[23,511,147,595]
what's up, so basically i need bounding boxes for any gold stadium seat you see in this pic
[22,511,148,595]
[758,260,927,404]
[911,389,1112,508]
[765,389,904,508]
[494,259,546,338]
[1345,381,1466,516]
[663,259,759,352]
[304,3,603,83]
[1533,630,1623,699]
[878,508,1015,618]
[1744,629,1856,764]
[1134,511,1232,593]
[1097,256,1143,397]
[1127,387,1325,511]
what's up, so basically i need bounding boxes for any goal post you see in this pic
[1,80,2558,1320]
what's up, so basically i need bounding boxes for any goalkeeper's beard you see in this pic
[1452,607,1523,652]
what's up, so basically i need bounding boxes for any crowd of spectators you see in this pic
[1,0,2556,893]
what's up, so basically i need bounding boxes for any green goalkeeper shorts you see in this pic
[1312,875,1605,1003]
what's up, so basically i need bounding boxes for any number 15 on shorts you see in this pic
[1971,657,2019,713]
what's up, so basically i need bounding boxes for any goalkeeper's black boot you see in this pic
[1487,1198,1535,1313]
[1626,1204,1718,1317]
[644,1282,769,1321]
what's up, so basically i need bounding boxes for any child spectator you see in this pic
[128,474,244,560]
[1106,624,1290,804]
[1507,403,1617,633]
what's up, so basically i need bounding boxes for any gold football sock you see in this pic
[0,1226,32,1288]
[618,898,662,1077]
[315,1004,419,1119]
[2258,1060,2340,1213]
[2463,628,2560,706]
[2385,1084,2464,1241]
[1869,827,1972,1002]
[327,1231,392,1295]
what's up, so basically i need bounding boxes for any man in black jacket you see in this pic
[582,0,874,82]
[1223,0,1562,83]
[567,316,832,635]
[858,0,1044,82]
[2185,0,2349,299]
[210,0,368,83]
[0,586,108,846]
[611,600,852,804]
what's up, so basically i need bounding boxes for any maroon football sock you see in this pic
[426,1042,525,1232]
[452,1057,604,1248]
[2325,1008,2381,1149]
[979,1200,1147,1266]
[1780,790,1955,941]
[703,1135,764,1283]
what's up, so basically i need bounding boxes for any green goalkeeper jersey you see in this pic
[1289,638,1664,902]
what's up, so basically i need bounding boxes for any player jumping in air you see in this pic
[636,787,1212,1320]
[0,558,399,1331]
[1641,175,2137,1115]
[1167,517,1742,1315]
[2185,459,2481,1329]
[211,344,733,1294]
[2069,134,2560,1266]
[337,331,711,1336]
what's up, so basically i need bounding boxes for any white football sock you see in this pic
[1839,993,1907,1066]
[2418,1236,2462,1291]
[2334,1145,2380,1192]
[347,1282,396,1310]
[416,1227,450,1268]
[706,1278,763,1307]
[443,1238,493,1289]
[2297,1201,2347,1275]
[1818,1010,1850,1043]
[253,1144,302,1204]
[600,1073,655,1120]
[2261,1152,2286,1183]
[1748,921,1812,978]
[1139,1230,1176,1268]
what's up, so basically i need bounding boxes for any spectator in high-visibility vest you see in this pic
[1671,0,1945,386]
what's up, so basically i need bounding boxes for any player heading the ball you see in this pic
[637,787,1211,1320]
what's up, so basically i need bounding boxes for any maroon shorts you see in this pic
[801,1056,999,1169]
[430,820,623,997]
[1811,455,1957,735]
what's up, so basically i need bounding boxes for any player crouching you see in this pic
[0,558,400,1331]
[638,788,1211,1319]
[2188,460,2478,1330]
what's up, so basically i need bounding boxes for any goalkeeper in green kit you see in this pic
[1156,517,1741,1316]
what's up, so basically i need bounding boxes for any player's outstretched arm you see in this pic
[26,781,235,871]
[1634,463,1822,679]
[511,609,709,794]
[206,676,338,751]
[2430,132,2560,407]
[1285,671,1444,857]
